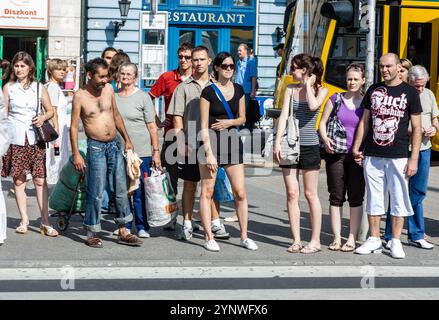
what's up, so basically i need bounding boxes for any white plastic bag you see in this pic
[144,168,178,227]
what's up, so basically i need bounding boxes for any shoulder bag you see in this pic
[324,93,348,154]
[33,82,59,144]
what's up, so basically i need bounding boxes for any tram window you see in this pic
[407,23,431,73]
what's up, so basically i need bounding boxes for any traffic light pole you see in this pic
[365,0,376,90]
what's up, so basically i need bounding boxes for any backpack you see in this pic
[246,98,262,123]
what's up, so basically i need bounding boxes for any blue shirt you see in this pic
[235,57,257,94]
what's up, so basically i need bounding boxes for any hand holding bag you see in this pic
[33,82,59,144]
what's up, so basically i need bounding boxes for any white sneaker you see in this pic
[113,228,131,236]
[390,239,406,259]
[138,229,150,238]
[408,239,434,250]
[212,224,230,239]
[240,238,258,251]
[386,240,392,250]
[355,237,383,255]
[180,226,193,241]
[204,239,220,252]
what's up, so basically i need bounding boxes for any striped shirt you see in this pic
[290,90,320,146]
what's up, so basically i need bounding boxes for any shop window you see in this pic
[230,29,253,60]
[234,0,252,6]
[179,30,196,46]
[180,0,219,5]
[202,30,218,60]
[144,0,166,4]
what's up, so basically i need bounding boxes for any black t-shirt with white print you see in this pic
[362,81,422,158]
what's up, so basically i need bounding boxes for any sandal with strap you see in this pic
[287,243,303,253]
[341,242,356,252]
[40,224,59,237]
[85,237,103,248]
[118,233,143,247]
[328,240,342,251]
[16,222,29,234]
[300,245,321,254]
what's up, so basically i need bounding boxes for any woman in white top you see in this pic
[1,51,58,237]
[45,59,69,185]
[0,89,9,245]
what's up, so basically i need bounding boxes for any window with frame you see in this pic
[180,0,219,5]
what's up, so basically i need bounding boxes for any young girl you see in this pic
[273,53,328,254]
[319,63,366,252]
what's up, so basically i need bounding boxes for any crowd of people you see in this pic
[0,44,436,259]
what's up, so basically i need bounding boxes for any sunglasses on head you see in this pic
[178,55,192,60]
[220,64,235,70]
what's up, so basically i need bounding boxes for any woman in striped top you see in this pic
[274,53,328,254]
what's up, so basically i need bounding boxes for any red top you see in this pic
[149,69,184,134]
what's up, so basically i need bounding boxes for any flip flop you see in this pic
[300,245,321,254]
[85,237,103,248]
[341,243,356,252]
[328,240,341,251]
[287,243,303,253]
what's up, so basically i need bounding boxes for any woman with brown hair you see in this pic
[319,63,366,252]
[273,53,328,254]
[1,51,58,237]
[109,51,131,91]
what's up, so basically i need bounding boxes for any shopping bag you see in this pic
[213,167,234,202]
[144,168,178,227]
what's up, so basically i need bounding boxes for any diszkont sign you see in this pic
[0,0,49,30]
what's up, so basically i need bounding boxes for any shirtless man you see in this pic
[70,58,142,248]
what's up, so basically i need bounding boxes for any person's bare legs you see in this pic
[199,164,216,241]
[33,178,50,225]
[391,216,404,240]
[302,169,322,249]
[182,180,197,222]
[224,164,248,240]
[329,205,343,249]
[282,168,301,249]
[368,215,381,237]
[211,199,220,220]
[13,175,29,226]
[346,206,362,246]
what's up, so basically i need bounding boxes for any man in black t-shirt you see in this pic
[352,53,422,259]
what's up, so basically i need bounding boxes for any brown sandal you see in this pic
[85,237,103,248]
[341,242,356,252]
[287,243,303,253]
[118,233,143,247]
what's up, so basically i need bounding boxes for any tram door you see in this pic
[399,8,439,97]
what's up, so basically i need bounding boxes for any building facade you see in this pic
[85,0,288,92]
[0,0,83,82]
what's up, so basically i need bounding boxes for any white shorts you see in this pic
[364,156,414,217]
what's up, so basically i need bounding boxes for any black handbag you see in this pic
[33,82,58,143]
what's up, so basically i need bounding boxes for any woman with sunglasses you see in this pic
[319,63,366,252]
[198,51,258,252]
[273,53,328,254]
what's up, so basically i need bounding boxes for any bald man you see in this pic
[351,53,422,259]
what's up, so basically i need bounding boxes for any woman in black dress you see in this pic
[198,51,258,252]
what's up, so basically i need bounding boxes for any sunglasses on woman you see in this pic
[220,64,235,70]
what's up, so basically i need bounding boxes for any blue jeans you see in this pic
[384,149,430,241]
[125,156,152,232]
[84,138,132,232]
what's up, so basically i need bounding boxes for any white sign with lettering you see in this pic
[0,0,49,30]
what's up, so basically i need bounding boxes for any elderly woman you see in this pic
[114,62,161,238]
[1,51,58,237]
[45,58,69,184]
[385,65,438,250]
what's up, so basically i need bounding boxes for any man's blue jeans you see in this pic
[84,138,132,232]
[126,156,152,232]
[385,149,430,241]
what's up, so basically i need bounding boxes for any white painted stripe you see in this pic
[0,266,438,281]
[0,288,438,300]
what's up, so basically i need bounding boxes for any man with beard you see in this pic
[352,53,422,259]
[70,58,142,248]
